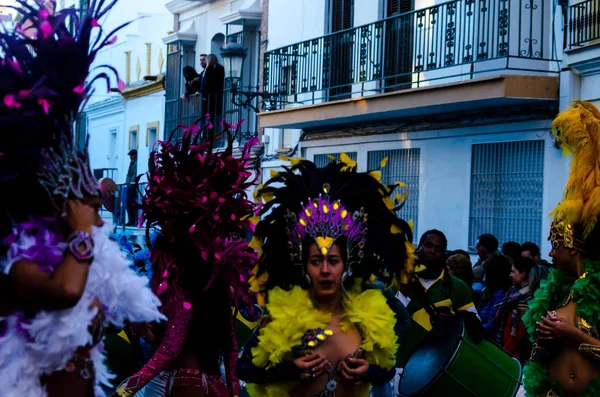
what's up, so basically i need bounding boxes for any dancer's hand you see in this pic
[339,357,369,383]
[293,353,329,379]
[66,200,97,234]
[537,314,578,341]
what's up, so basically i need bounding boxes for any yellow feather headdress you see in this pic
[550,101,600,248]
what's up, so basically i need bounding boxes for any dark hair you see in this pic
[529,265,549,295]
[513,256,535,275]
[150,236,232,375]
[199,53,207,57]
[478,233,499,253]
[483,252,512,292]
[446,254,474,287]
[521,242,541,258]
[581,222,600,260]
[502,241,521,263]
[182,66,199,81]
[418,229,448,253]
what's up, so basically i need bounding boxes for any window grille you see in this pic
[367,149,420,241]
[468,140,544,248]
[313,152,357,168]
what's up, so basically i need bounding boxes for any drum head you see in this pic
[399,318,463,396]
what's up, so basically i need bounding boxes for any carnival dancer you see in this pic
[113,122,260,397]
[237,156,414,397]
[0,1,166,396]
[523,101,600,396]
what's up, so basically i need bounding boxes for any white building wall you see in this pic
[123,93,167,182]
[86,99,126,180]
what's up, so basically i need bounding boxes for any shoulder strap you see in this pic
[408,279,443,324]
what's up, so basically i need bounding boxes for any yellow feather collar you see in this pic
[247,286,398,397]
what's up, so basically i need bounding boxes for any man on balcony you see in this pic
[125,149,138,227]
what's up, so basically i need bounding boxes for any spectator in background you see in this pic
[181,66,201,99]
[502,241,522,263]
[496,257,536,363]
[521,241,551,268]
[528,264,550,296]
[473,233,499,284]
[125,149,138,227]
[477,252,512,337]
[472,233,500,305]
[446,252,474,289]
[201,54,225,122]
[198,53,207,79]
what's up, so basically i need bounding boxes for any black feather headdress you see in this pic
[250,156,416,300]
[0,0,131,224]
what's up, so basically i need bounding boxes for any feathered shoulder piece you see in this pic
[251,155,415,296]
[142,123,260,309]
[550,101,600,250]
[0,0,130,212]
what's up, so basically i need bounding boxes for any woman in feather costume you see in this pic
[113,122,260,397]
[523,101,600,396]
[0,1,165,396]
[237,156,414,397]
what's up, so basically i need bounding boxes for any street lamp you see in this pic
[220,38,269,113]
[220,39,247,84]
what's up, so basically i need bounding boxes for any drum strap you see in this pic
[408,280,446,326]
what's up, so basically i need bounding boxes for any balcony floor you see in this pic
[258,75,558,130]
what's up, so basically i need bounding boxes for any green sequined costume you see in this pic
[523,259,600,396]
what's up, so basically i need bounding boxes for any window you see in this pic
[469,140,544,248]
[313,152,357,168]
[109,128,117,168]
[368,149,420,241]
[75,112,88,150]
[146,121,159,149]
[331,0,354,32]
[129,125,139,150]
[281,129,293,150]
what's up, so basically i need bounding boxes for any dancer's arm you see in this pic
[236,332,303,383]
[339,358,395,384]
[114,303,191,396]
[9,200,96,310]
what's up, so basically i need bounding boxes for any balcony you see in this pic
[568,0,600,48]
[261,0,559,128]
[164,90,259,145]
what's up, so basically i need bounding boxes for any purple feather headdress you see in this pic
[287,191,367,279]
[0,0,131,211]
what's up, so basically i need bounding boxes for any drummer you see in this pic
[523,102,600,397]
[394,229,483,371]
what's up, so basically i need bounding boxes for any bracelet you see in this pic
[66,231,94,262]
[578,343,600,361]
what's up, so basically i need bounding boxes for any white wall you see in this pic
[87,98,126,180]
[267,0,326,50]
[123,92,167,182]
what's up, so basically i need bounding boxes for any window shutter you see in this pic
[332,0,354,32]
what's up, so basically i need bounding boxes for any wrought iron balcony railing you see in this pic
[164,89,259,145]
[263,0,559,109]
[569,0,600,48]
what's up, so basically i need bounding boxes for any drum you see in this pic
[399,319,522,397]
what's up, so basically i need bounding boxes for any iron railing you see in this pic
[263,0,558,109]
[112,182,147,229]
[164,90,258,145]
[568,0,600,47]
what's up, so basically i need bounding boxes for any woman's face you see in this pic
[510,265,527,287]
[306,243,344,301]
[81,194,105,227]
